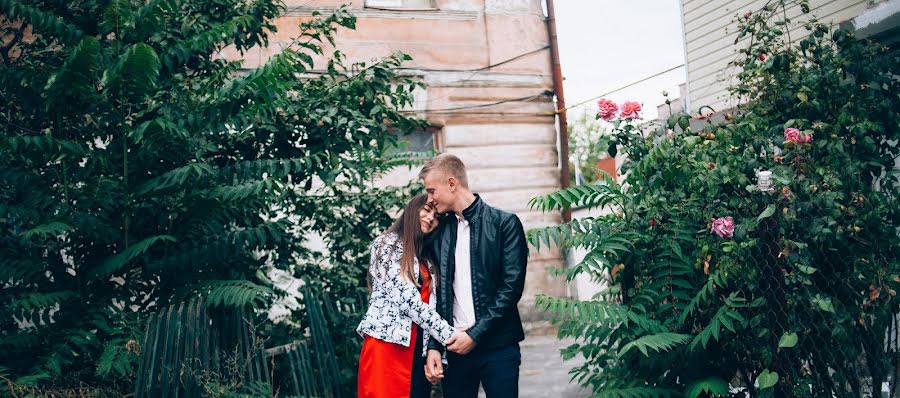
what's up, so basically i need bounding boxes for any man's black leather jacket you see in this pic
[428,194,528,351]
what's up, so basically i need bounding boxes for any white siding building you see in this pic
[679,0,880,114]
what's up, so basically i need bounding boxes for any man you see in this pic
[419,154,528,398]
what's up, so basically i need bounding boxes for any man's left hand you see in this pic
[446,332,476,355]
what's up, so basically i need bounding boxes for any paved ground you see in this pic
[470,334,589,398]
[514,335,589,398]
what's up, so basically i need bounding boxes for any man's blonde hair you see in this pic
[418,153,469,188]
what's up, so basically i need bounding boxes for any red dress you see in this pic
[358,263,432,398]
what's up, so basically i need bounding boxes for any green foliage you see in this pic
[101,42,161,100]
[528,173,624,213]
[198,280,274,308]
[537,295,666,334]
[93,234,177,278]
[756,369,778,390]
[687,293,751,351]
[44,36,101,111]
[19,221,74,239]
[530,1,899,396]
[595,388,679,398]
[96,338,139,380]
[684,377,729,398]
[568,110,613,185]
[0,0,83,43]
[618,332,692,357]
[1,1,423,395]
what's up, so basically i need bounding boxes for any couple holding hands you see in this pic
[357,154,528,398]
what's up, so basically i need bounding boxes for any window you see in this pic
[392,128,439,154]
[402,129,436,152]
[365,0,436,10]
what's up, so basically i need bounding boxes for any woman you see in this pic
[357,194,461,398]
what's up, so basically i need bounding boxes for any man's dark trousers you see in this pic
[442,343,521,398]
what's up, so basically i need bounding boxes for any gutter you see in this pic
[545,0,571,222]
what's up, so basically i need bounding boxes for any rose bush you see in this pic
[528,1,899,397]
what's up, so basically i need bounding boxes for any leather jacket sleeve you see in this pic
[428,336,444,353]
[465,214,528,343]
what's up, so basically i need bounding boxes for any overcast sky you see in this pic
[554,0,687,121]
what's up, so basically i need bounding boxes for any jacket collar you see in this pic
[461,194,482,221]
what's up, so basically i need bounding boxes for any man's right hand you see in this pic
[423,349,443,385]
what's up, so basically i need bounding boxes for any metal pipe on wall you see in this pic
[545,0,571,222]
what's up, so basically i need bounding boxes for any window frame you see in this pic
[363,0,438,11]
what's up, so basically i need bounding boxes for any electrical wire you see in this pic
[396,45,550,72]
[560,64,685,113]
[402,91,552,114]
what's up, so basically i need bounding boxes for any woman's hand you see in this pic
[424,349,443,384]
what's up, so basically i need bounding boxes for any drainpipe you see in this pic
[545,0,571,222]
[676,0,692,114]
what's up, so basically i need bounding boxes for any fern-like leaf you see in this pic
[618,332,692,357]
[535,294,666,334]
[127,0,174,41]
[19,222,73,240]
[130,118,188,147]
[163,14,255,68]
[99,0,133,36]
[145,221,287,272]
[101,43,160,100]
[527,217,607,251]
[44,36,100,112]
[95,339,136,379]
[679,267,730,325]
[685,377,730,398]
[528,174,623,212]
[214,47,301,102]
[201,179,282,203]
[0,0,82,43]
[4,135,87,158]
[219,154,330,182]
[689,292,749,351]
[595,387,680,398]
[136,163,217,195]
[197,280,273,308]
[92,235,176,278]
[577,234,634,275]
[9,291,76,314]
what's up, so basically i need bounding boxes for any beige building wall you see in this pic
[681,0,873,113]
[230,0,570,321]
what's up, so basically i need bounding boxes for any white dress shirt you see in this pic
[452,214,476,329]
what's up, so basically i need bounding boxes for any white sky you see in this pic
[554,0,687,121]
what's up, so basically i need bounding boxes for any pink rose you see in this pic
[784,127,813,144]
[619,101,642,119]
[597,99,618,121]
[711,216,734,238]
[784,127,801,142]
